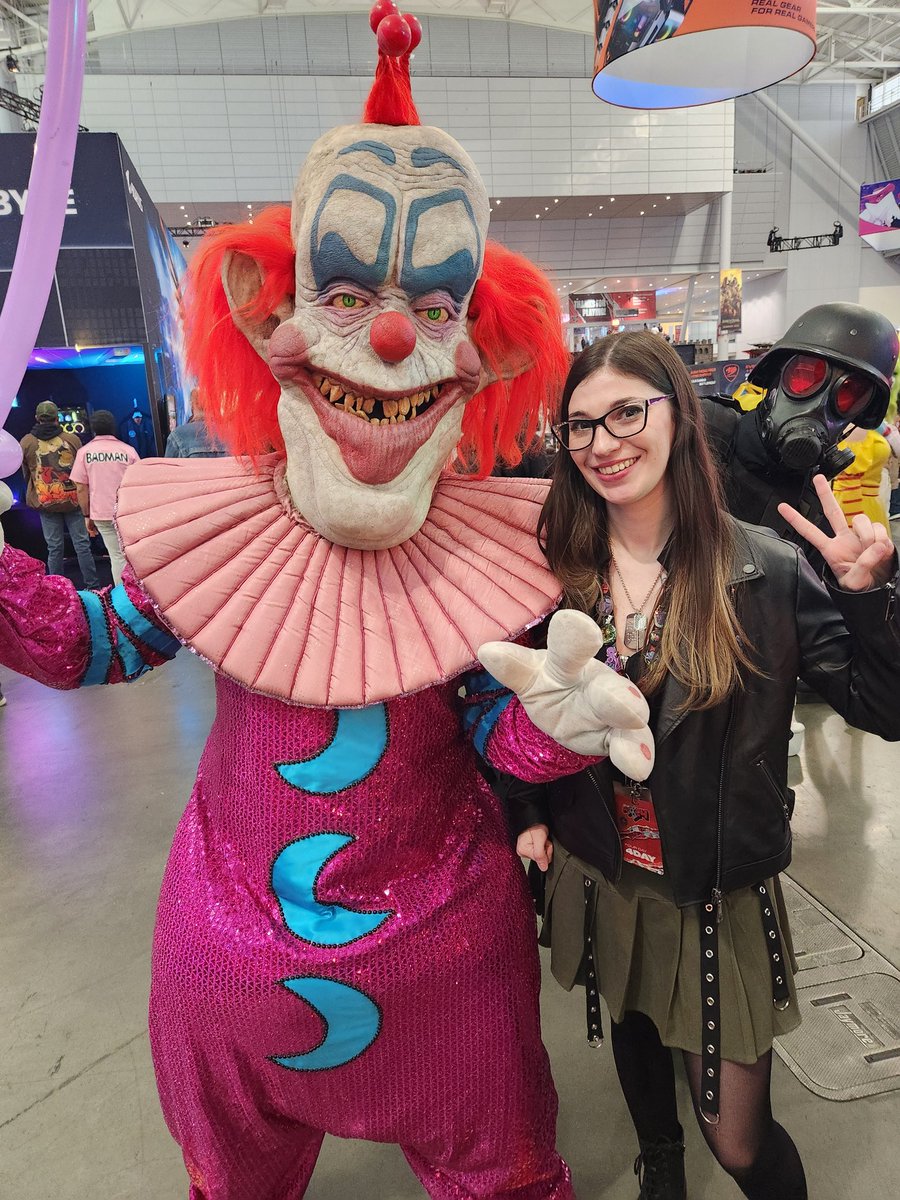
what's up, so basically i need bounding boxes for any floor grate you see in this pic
[774,876,900,1101]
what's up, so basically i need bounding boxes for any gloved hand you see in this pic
[478,608,655,781]
[0,481,12,554]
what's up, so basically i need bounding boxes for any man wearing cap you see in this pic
[19,400,100,588]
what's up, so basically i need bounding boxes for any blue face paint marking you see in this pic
[272,978,382,1072]
[338,140,397,165]
[277,704,388,795]
[272,832,392,947]
[411,147,468,176]
[401,189,481,304]
[311,174,396,293]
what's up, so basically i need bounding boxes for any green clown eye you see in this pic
[423,306,449,324]
[333,294,364,310]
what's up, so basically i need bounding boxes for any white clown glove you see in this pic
[0,481,12,555]
[478,608,655,781]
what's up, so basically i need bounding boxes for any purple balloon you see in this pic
[0,0,88,452]
[0,429,22,478]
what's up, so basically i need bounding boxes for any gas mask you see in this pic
[749,303,899,480]
[757,353,880,479]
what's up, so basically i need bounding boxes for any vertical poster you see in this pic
[719,268,742,334]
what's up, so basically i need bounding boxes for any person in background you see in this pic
[164,389,227,458]
[485,332,899,1200]
[69,410,139,586]
[19,400,100,589]
[886,359,900,521]
[832,425,892,529]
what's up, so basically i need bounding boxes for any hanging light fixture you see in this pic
[592,0,816,109]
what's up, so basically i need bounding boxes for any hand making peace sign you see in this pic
[778,474,897,592]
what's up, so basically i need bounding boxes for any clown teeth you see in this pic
[309,374,445,424]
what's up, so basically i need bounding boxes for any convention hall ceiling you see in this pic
[3,1,900,82]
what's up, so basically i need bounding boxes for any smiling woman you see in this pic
[500,328,900,1200]
[540,333,753,711]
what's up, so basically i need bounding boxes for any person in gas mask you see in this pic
[702,303,899,549]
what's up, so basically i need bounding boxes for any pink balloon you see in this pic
[0,0,88,434]
[0,429,22,477]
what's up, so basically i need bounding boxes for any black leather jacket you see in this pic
[507,520,900,910]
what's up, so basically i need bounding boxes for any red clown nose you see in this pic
[370,312,417,363]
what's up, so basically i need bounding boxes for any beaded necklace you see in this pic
[595,574,666,673]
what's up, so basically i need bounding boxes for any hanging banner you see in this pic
[719,268,742,334]
[593,0,817,109]
[859,179,900,254]
[570,290,657,323]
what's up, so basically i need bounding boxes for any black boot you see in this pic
[633,1129,687,1200]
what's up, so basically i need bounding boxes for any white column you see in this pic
[681,276,697,344]
[717,190,733,361]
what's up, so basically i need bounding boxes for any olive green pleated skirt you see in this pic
[540,842,801,1064]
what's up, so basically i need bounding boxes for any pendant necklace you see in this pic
[610,557,665,651]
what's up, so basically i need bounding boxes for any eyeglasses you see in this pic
[553,394,672,452]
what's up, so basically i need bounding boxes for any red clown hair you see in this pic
[182,206,294,457]
[182,4,569,475]
[184,220,567,476]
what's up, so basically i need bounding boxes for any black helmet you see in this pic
[749,302,899,428]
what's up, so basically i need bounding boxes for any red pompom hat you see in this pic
[363,1,423,126]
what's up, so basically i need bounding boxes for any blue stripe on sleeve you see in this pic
[472,692,513,757]
[114,627,151,680]
[78,590,113,686]
[109,585,180,658]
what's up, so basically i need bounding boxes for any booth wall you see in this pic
[733,272,788,354]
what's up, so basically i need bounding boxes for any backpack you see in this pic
[32,436,80,510]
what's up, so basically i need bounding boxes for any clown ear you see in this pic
[223,250,294,359]
[182,207,295,457]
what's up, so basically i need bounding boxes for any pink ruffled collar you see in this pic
[116,455,559,707]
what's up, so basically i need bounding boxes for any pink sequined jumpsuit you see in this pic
[0,548,584,1200]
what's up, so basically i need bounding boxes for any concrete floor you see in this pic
[1,649,899,1199]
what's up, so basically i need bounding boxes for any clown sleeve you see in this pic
[0,546,180,690]
[461,665,602,783]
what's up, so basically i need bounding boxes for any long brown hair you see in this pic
[538,332,757,710]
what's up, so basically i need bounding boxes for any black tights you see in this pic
[610,1010,807,1199]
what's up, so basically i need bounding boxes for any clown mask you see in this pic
[228,123,490,551]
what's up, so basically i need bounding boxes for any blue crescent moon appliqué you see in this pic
[271,703,393,1071]
[276,705,389,795]
[271,833,392,947]
[272,978,382,1072]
